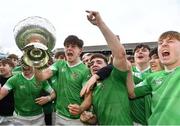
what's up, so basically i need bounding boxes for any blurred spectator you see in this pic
[127,55,135,66]
[7,54,19,67]
[149,47,164,72]
[108,54,113,64]
[0,58,14,124]
[54,51,66,61]
[82,53,92,67]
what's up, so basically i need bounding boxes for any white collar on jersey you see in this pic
[67,60,82,68]
[22,73,34,80]
[135,66,150,73]
[165,67,177,73]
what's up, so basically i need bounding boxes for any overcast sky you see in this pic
[0,0,180,55]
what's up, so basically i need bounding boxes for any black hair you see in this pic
[149,47,158,58]
[7,54,18,60]
[64,35,84,48]
[0,58,15,68]
[134,43,150,54]
[90,53,108,65]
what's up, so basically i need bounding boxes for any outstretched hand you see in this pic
[81,74,99,97]
[80,81,93,97]
[86,10,103,26]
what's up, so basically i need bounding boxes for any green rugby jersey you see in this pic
[130,66,152,125]
[135,66,180,125]
[50,60,90,119]
[4,73,53,116]
[92,66,132,125]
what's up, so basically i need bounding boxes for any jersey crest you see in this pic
[154,77,164,85]
[61,67,66,72]
[133,72,142,79]
[71,72,79,79]
[19,85,26,89]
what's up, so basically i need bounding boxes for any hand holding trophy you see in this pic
[13,16,56,69]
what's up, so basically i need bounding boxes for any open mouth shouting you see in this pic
[161,49,170,60]
[137,55,144,59]
[67,52,73,57]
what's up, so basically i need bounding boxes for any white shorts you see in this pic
[0,116,14,125]
[13,112,45,125]
[55,112,84,125]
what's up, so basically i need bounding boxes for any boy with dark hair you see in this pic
[35,35,91,125]
[64,35,84,48]
[80,10,132,125]
[131,43,152,125]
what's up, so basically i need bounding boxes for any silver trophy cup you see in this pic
[14,16,56,69]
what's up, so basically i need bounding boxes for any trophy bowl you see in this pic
[13,16,56,69]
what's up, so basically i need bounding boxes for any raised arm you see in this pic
[86,10,127,71]
[126,70,136,98]
[126,61,136,98]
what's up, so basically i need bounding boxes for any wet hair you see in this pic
[64,35,84,48]
[159,31,180,41]
[149,47,158,58]
[0,58,15,68]
[7,54,19,60]
[134,43,151,54]
[90,53,108,65]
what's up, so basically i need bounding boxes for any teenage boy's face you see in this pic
[89,57,107,75]
[82,54,91,66]
[22,66,34,76]
[0,63,12,76]
[158,37,180,68]
[149,54,163,72]
[64,44,82,63]
[134,47,150,65]
[11,58,18,66]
